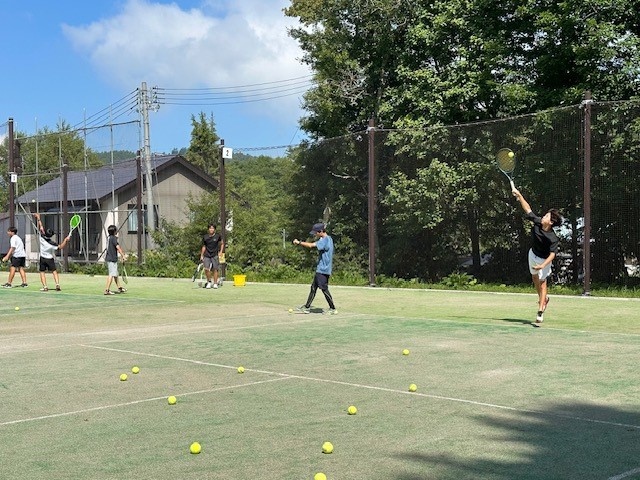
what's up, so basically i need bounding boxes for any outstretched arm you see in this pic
[58,234,72,250]
[293,239,316,248]
[512,187,532,214]
[34,213,46,235]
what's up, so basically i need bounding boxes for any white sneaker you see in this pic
[205,282,212,289]
[213,283,218,289]
[534,311,543,327]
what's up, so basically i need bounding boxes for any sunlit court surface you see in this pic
[1,276,640,480]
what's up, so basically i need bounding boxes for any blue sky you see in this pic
[0,0,311,156]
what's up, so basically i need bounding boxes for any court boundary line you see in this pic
[80,344,640,432]
[0,376,292,427]
[0,314,360,356]
[3,307,640,358]
[608,467,640,480]
[2,313,278,342]
[259,281,640,303]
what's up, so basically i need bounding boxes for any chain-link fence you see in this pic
[293,100,640,289]
[2,120,142,266]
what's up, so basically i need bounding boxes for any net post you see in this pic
[367,118,376,287]
[219,139,227,281]
[136,150,143,265]
[581,91,593,296]
[63,163,69,272]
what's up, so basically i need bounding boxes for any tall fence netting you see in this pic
[302,101,639,287]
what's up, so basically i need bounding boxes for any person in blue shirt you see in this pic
[293,222,337,314]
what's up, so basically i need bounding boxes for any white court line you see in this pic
[0,313,361,357]
[0,376,292,427]
[82,344,640,431]
[2,312,279,342]
[608,467,640,480]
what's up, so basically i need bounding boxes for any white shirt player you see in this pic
[39,236,59,260]
[10,234,26,258]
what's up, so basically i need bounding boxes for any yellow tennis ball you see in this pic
[288,308,293,313]
[409,383,417,392]
[508,151,514,158]
[347,405,357,415]
[314,474,327,480]
[402,349,410,355]
[237,366,245,374]
[168,396,177,405]
[131,366,140,374]
[322,441,334,454]
[14,306,20,311]
[190,442,201,454]
[120,373,128,381]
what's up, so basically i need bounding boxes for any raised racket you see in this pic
[495,148,516,190]
[69,214,82,235]
[322,205,332,228]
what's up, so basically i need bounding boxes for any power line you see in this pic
[157,75,313,91]
[156,78,313,98]
[71,90,139,130]
[157,88,310,106]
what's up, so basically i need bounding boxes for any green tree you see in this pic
[286,0,640,283]
[1,121,103,209]
[185,112,220,175]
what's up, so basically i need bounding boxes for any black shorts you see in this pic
[10,257,26,269]
[39,257,57,272]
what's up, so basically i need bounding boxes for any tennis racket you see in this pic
[121,260,128,284]
[495,148,516,190]
[69,214,82,235]
[322,205,332,228]
[191,262,204,282]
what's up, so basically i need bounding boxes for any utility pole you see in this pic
[8,118,15,227]
[140,82,154,234]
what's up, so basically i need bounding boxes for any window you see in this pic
[127,204,159,233]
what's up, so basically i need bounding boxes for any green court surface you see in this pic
[1,275,640,480]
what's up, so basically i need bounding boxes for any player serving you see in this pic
[512,187,563,326]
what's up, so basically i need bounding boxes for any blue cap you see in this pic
[310,223,325,235]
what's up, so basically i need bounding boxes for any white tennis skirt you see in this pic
[528,249,552,281]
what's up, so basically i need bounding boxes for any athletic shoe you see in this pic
[2,283,12,288]
[55,285,61,291]
[104,290,115,295]
[295,305,311,314]
[213,283,218,289]
[327,309,338,315]
[19,283,28,287]
[533,311,544,327]
[40,287,49,292]
[118,287,127,293]
[205,282,212,289]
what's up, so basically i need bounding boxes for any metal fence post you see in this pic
[582,91,592,295]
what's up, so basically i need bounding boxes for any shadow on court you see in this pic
[498,317,534,326]
[393,401,640,480]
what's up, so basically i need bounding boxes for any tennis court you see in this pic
[1,276,639,480]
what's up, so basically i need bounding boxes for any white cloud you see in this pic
[62,0,310,119]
